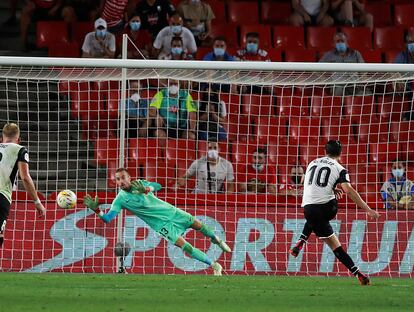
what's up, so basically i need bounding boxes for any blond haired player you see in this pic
[0,123,45,248]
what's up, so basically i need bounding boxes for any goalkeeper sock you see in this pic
[333,246,360,275]
[199,224,219,244]
[182,242,212,266]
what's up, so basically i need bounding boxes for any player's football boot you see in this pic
[217,239,232,253]
[212,262,223,276]
[357,272,371,286]
[289,246,301,258]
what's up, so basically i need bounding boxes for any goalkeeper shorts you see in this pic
[157,209,195,244]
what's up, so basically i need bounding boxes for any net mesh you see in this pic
[0,61,413,276]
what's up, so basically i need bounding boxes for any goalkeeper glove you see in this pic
[83,194,100,212]
[131,180,150,195]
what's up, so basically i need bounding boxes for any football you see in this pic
[57,190,77,209]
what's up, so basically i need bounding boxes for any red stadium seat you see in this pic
[390,120,413,144]
[340,27,372,51]
[164,139,196,168]
[261,1,291,25]
[267,48,282,61]
[277,95,310,117]
[144,160,174,188]
[219,93,241,115]
[378,96,409,121]
[273,144,300,166]
[355,116,389,144]
[306,27,337,50]
[288,117,320,145]
[241,94,275,117]
[273,26,305,50]
[36,21,69,48]
[233,142,255,164]
[106,90,121,119]
[374,27,405,50]
[321,117,354,144]
[196,47,211,60]
[228,2,259,24]
[365,3,392,26]
[94,138,120,166]
[240,25,272,48]
[340,143,368,165]
[48,42,80,57]
[209,24,238,47]
[129,138,163,166]
[300,145,324,165]
[369,142,400,164]
[224,115,252,142]
[384,50,401,63]
[284,48,317,62]
[208,1,226,23]
[394,4,414,27]
[343,96,376,123]
[360,49,382,63]
[310,96,343,118]
[71,22,94,44]
[256,117,288,145]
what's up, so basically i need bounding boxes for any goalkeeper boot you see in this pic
[211,237,232,253]
[212,262,223,276]
[357,272,371,286]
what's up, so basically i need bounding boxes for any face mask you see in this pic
[336,42,347,53]
[252,163,264,171]
[130,21,141,31]
[171,25,182,35]
[96,29,106,38]
[408,43,414,53]
[169,84,179,95]
[214,47,225,57]
[130,93,140,102]
[207,149,219,159]
[392,168,405,178]
[246,42,258,54]
[291,175,302,184]
[171,47,183,55]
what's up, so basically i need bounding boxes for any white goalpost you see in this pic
[0,56,413,276]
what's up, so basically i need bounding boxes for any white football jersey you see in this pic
[301,156,350,207]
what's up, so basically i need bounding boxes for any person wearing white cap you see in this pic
[82,17,116,58]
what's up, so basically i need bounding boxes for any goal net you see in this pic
[0,57,413,277]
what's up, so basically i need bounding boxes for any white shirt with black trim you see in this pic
[302,156,350,207]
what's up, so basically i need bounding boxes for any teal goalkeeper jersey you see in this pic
[108,180,179,231]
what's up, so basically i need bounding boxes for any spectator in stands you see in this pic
[394,30,414,120]
[175,141,235,193]
[319,32,365,95]
[135,0,175,39]
[82,18,116,58]
[380,160,414,210]
[203,36,236,61]
[236,32,271,62]
[159,37,189,60]
[177,0,214,46]
[290,0,333,27]
[278,165,305,197]
[331,0,373,31]
[239,148,277,194]
[198,92,227,141]
[149,79,197,139]
[20,0,73,51]
[153,13,197,59]
[99,0,129,35]
[123,80,149,138]
[3,0,18,26]
[117,14,152,59]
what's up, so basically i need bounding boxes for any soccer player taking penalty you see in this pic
[0,123,46,248]
[289,140,380,285]
[83,168,231,275]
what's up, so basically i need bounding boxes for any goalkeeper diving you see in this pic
[83,167,231,275]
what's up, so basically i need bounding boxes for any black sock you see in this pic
[0,237,3,247]
[297,222,312,247]
[333,246,359,275]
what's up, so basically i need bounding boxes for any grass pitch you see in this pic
[0,273,413,312]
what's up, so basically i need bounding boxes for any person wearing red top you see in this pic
[117,14,152,59]
[239,147,277,194]
[278,165,305,197]
[236,32,271,62]
[100,0,129,35]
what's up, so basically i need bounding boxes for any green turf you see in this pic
[0,273,413,312]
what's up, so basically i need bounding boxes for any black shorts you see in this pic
[303,199,338,238]
[0,193,11,234]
